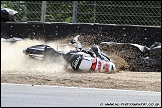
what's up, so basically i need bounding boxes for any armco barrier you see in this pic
[1,22,161,47]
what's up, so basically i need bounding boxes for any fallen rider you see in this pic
[69,35,116,73]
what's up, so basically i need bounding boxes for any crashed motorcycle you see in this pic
[23,35,114,72]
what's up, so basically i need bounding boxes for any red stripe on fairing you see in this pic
[98,61,102,71]
[105,62,109,72]
[90,58,97,71]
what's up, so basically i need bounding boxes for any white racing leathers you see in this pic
[71,55,116,73]
[70,35,116,72]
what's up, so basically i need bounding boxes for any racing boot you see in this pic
[91,45,110,61]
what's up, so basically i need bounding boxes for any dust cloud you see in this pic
[1,38,74,76]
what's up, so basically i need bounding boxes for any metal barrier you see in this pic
[1,1,161,26]
[1,22,161,47]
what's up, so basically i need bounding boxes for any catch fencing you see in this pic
[1,1,161,26]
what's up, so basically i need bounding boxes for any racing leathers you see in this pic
[70,53,116,73]
[70,35,115,73]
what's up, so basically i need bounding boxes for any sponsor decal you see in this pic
[72,56,81,69]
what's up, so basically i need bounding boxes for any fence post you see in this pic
[72,1,78,23]
[41,1,46,22]
[93,1,96,23]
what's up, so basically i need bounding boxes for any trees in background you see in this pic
[1,1,161,26]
